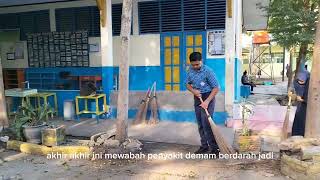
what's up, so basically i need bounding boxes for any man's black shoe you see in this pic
[209,149,220,156]
[195,147,209,154]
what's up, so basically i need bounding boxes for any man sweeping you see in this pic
[186,52,220,154]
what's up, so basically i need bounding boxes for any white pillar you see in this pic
[49,8,56,32]
[235,0,242,59]
[225,0,236,114]
[132,0,139,35]
[234,0,242,100]
[101,0,113,66]
[101,0,114,94]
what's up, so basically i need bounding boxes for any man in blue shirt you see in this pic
[186,52,220,154]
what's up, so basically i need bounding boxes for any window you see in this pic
[56,6,100,37]
[56,8,75,32]
[20,11,51,40]
[34,11,51,33]
[160,0,182,32]
[183,0,205,31]
[206,0,226,29]
[0,13,19,29]
[138,1,160,34]
[0,11,50,40]
[112,3,133,36]
[138,0,226,34]
[273,53,284,63]
[243,59,249,64]
[112,3,122,36]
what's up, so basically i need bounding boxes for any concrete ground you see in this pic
[0,141,287,180]
[53,118,234,147]
[0,80,292,179]
[252,81,288,96]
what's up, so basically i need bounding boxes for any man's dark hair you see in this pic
[189,52,202,62]
[243,70,247,75]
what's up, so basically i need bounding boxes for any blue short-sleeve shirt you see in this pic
[186,65,220,93]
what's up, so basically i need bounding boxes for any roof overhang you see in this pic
[243,0,270,31]
[0,0,75,7]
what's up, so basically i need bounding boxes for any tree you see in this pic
[116,0,133,143]
[265,0,319,77]
[305,15,320,138]
[0,59,8,128]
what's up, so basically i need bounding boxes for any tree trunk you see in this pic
[115,0,133,143]
[305,15,320,138]
[0,59,8,128]
[287,48,294,90]
[293,0,310,78]
[282,47,285,82]
[295,44,308,78]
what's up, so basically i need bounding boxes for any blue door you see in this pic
[161,32,206,91]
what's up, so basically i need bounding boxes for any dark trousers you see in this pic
[194,95,219,150]
[243,82,254,91]
[292,103,307,136]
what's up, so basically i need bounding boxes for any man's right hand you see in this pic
[193,90,201,97]
[297,96,304,102]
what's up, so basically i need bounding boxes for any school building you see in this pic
[0,0,244,124]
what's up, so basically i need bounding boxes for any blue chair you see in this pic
[240,85,251,98]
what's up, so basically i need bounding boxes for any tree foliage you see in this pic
[265,0,319,48]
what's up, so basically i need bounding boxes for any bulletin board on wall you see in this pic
[27,31,89,67]
[207,30,225,58]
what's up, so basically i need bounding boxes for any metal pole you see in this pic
[282,47,285,82]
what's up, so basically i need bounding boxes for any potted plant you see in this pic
[12,102,53,144]
[233,100,261,153]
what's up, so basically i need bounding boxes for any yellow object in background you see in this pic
[75,94,108,120]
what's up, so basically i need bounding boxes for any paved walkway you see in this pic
[0,142,286,180]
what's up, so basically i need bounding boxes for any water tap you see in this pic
[22,81,30,89]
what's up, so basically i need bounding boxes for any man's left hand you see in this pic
[200,100,209,109]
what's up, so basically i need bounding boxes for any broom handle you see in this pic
[144,87,151,99]
[147,82,156,98]
[199,97,211,117]
[288,96,292,107]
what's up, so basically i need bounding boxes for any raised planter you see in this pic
[233,130,261,154]
[41,125,66,146]
[281,154,320,180]
[23,123,47,144]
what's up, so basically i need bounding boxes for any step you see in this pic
[228,105,297,136]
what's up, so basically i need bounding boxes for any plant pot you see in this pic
[233,130,261,154]
[23,123,47,144]
[41,125,66,146]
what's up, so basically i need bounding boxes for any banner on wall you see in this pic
[207,30,225,58]
[27,31,89,67]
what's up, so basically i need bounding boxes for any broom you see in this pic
[149,82,159,124]
[199,97,235,154]
[141,82,156,124]
[133,85,153,125]
[281,92,292,141]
